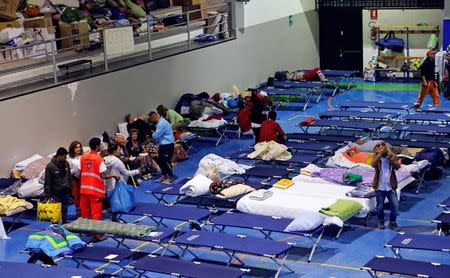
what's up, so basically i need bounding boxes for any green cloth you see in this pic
[319,199,363,220]
[166,109,184,127]
[343,173,363,185]
[64,218,155,237]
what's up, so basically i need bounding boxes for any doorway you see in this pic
[319,8,363,71]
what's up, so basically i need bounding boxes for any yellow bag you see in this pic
[37,200,62,223]
[273,179,294,189]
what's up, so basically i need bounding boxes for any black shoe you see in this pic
[389,223,401,232]
[377,222,385,230]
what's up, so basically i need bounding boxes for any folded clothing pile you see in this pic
[248,189,273,201]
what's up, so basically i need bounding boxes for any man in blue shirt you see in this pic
[371,141,402,231]
[149,111,175,184]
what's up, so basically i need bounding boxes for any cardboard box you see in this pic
[182,4,203,21]
[23,14,55,33]
[0,20,20,30]
[0,0,21,21]
[59,21,90,51]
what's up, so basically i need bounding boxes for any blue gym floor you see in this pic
[1,81,449,277]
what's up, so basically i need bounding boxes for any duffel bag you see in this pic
[375,31,404,53]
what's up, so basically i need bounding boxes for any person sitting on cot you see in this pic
[274,68,329,82]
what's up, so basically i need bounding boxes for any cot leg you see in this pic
[308,229,324,262]
[0,218,10,240]
[272,253,294,277]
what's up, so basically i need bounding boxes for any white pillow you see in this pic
[284,211,326,232]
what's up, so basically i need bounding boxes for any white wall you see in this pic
[362,9,444,69]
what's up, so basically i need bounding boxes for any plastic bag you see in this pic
[107,181,135,213]
[18,178,44,198]
[427,34,439,50]
[37,200,62,223]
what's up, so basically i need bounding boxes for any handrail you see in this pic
[0,0,235,96]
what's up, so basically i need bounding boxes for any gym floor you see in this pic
[1,80,449,277]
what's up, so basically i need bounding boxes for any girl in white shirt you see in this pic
[68,140,83,216]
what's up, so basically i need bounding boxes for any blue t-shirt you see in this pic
[378,156,392,191]
[152,117,174,145]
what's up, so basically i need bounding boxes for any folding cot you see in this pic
[285,141,341,154]
[380,138,450,149]
[227,150,321,165]
[186,124,231,146]
[242,165,291,180]
[422,106,450,113]
[0,261,98,278]
[116,203,214,228]
[262,88,316,111]
[63,245,134,275]
[403,113,450,124]
[384,232,450,258]
[145,178,267,208]
[392,123,450,141]
[339,101,414,112]
[263,80,326,91]
[126,255,247,278]
[319,110,400,122]
[286,133,357,143]
[362,256,450,278]
[432,211,450,235]
[320,69,358,77]
[438,197,450,210]
[209,210,325,262]
[299,119,383,135]
[170,230,295,275]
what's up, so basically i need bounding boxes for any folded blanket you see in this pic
[180,174,212,197]
[247,141,292,161]
[215,184,255,199]
[319,199,363,220]
[64,218,155,238]
[248,189,273,201]
[300,164,323,176]
[0,195,32,216]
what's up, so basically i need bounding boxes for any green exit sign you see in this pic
[288,15,294,27]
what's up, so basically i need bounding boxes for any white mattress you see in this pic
[14,154,43,171]
[237,190,337,219]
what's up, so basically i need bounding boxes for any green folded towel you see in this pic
[343,173,363,185]
[320,199,363,220]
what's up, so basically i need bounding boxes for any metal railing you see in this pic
[0,1,236,99]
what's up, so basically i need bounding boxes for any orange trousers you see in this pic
[416,80,440,107]
[79,194,103,221]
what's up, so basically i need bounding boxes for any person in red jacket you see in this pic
[259,111,287,144]
[79,138,119,240]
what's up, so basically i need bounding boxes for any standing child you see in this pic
[371,141,402,231]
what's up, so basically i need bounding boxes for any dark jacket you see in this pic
[250,98,266,124]
[44,157,71,197]
[371,153,401,190]
[420,57,436,81]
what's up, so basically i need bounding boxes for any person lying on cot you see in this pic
[274,68,329,82]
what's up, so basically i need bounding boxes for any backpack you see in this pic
[415,148,445,168]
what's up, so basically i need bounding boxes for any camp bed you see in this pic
[228,150,321,165]
[320,69,358,77]
[362,256,450,278]
[116,203,214,228]
[209,211,325,262]
[126,255,247,278]
[64,245,134,275]
[339,101,414,112]
[380,138,450,149]
[242,166,290,180]
[186,124,231,146]
[299,119,383,135]
[286,133,356,143]
[171,230,295,275]
[403,113,450,124]
[438,197,450,210]
[262,88,316,111]
[422,106,450,113]
[384,232,450,258]
[0,261,98,278]
[432,211,450,236]
[392,123,450,141]
[285,141,341,154]
[145,178,267,208]
[319,110,399,121]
